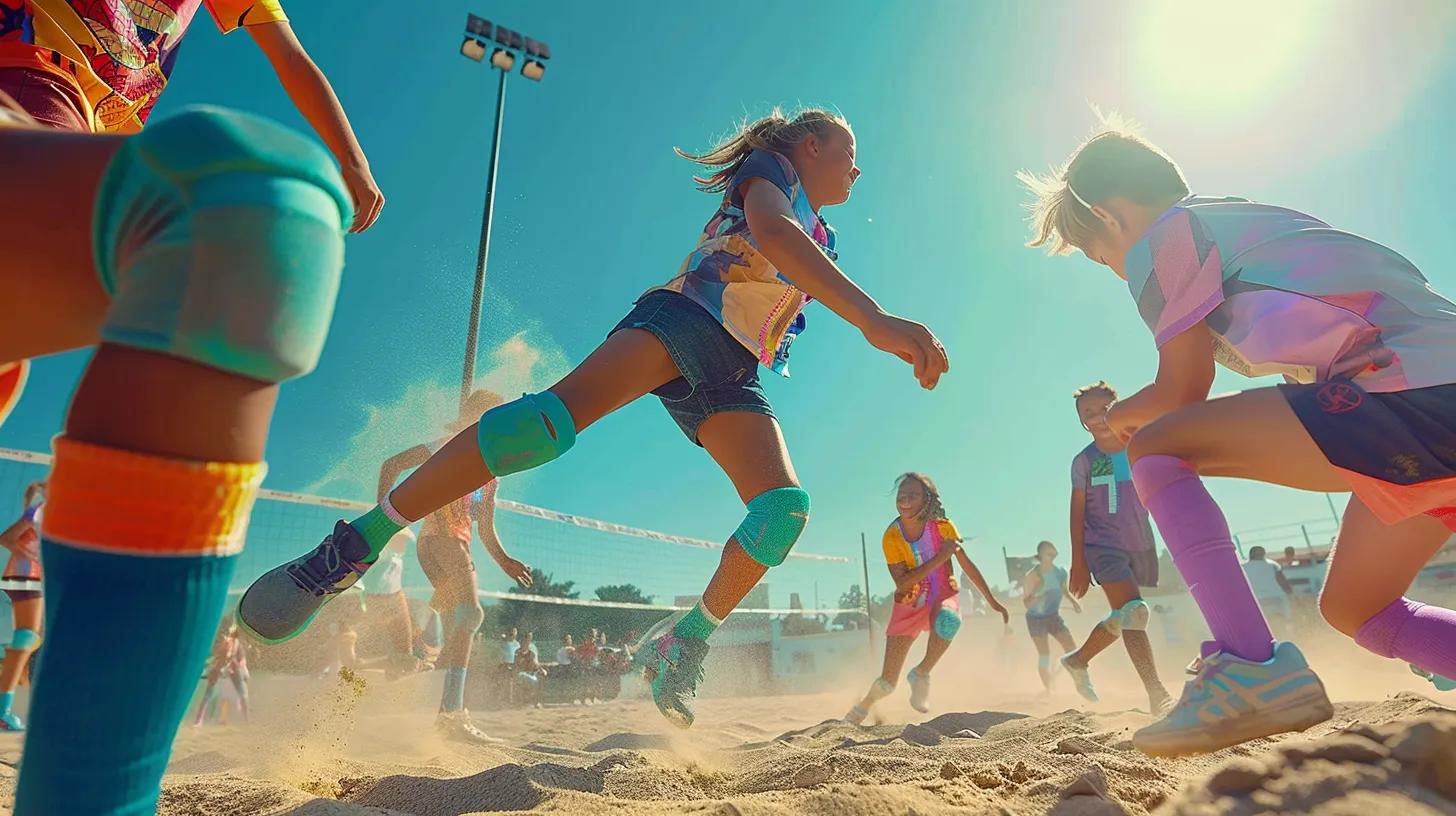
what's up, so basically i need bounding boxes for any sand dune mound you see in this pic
[1165,693,1456,816]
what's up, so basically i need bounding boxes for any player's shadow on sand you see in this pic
[732,710,1027,751]
[310,754,639,816]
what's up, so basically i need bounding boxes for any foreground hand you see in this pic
[502,558,533,588]
[1069,558,1090,599]
[342,162,385,232]
[1105,401,1138,443]
[861,313,949,390]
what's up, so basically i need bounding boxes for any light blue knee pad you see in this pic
[733,487,811,567]
[477,391,577,476]
[933,607,962,640]
[93,106,350,383]
[1119,599,1150,632]
[9,628,39,652]
[1101,599,1150,638]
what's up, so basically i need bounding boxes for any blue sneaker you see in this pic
[1133,642,1333,757]
[1410,664,1456,692]
[1061,654,1099,703]
[0,711,23,732]
[237,520,370,644]
[641,630,709,729]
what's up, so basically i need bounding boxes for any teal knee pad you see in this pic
[1118,599,1150,632]
[933,607,962,640]
[9,628,39,652]
[733,487,811,567]
[477,391,577,476]
[93,105,350,383]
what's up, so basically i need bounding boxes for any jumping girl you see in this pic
[0,481,45,730]
[241,107,950,729]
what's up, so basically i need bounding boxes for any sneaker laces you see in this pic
[286,536,360,597]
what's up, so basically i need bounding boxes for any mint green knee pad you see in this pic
[734,487,811,567]
[93,105,350,383]
[477,391,577,476]
[9,628,39,652]
[934,607,962,640]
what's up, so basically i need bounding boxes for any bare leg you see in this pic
[0,597,42,692]
[696,412,801,619]
[915,632,953,675]
[1030,633,1053,690]
[388,328,680,520]
[1319,499,1447,637]
[1069,580,1140,666]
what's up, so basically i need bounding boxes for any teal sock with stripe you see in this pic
[673,601,723,641]
[15,541,236,815]
[350,504,404,562]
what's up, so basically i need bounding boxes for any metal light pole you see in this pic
[457,13,552,406]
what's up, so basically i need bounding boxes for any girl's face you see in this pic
[1038,544,1057,564]
[896,478,927,520]
[1076,392,1115,437]
[799,124,860,209]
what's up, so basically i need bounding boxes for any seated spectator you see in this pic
[514,632,546,706]
[556,634,576,666]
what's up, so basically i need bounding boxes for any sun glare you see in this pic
[1139,1,1321,110]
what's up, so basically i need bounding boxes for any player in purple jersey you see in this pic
[1060,382,1173,715]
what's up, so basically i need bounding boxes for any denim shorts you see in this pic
[609,290,774,444]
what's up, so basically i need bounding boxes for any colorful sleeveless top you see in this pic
[882,517,962,607]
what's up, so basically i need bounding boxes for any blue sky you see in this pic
[5,1,1456,597]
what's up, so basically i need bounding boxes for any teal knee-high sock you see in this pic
[14,541,236,815]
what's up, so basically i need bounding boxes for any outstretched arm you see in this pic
[742,180,948,389]
[247,21,384,232]
[472,483,532,588]
[955,550,1008,623]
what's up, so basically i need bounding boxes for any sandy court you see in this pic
[0,623,1448,815]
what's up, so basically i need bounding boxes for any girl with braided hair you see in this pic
[845,473,1006,724]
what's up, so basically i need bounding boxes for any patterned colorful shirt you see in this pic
[1127,195,1456,393]
[652,149,836,376]
[0,0,288,132]
[1071,443,1155,552]
[882,517,961,607]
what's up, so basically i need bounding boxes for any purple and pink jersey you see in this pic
[1126,195,1456,394]
[1071,444,1155,553]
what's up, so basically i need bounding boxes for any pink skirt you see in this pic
[886,595,960,637]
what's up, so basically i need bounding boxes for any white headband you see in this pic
[1066,181,1094,211]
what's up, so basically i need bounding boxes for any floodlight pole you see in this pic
[460,67,509,406]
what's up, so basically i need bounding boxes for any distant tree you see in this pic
[594,584,652,604]
[833,584,870,629]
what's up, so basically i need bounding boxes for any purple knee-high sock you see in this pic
[1356,598,1456,678]
[1132,454,1275,663]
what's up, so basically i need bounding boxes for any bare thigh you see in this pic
[1319,498,1448,636]
[0,128,119,362]
[1128,387,1349,492]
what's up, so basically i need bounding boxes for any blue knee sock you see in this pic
[441,667,467,712]
[14,541,236,815]
[0,691,13,716]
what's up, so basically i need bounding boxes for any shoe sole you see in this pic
[235,573,335,646]
[1134,690,1335,757]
